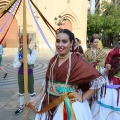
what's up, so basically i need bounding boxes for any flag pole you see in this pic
[23,0,28,119]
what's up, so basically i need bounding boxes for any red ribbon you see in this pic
[93,62,97,68]
[0,0,22,44]
[63,101,68,120]
[30,0,56,33]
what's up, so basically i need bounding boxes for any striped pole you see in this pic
[23,0,28,119]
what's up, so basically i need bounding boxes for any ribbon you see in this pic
[93,62,102,73]
[0,0,22,44]
[0,0,16,18]
[30,0,55,37]
[106,85,120,89]
[65,98,72,120]
[63,101,68,120]
[106,85,120,106]
[57,86,75,120]
[30,0,56,33]
[28,0,54,53]
[0,0,19,32]
[0,0,16,14]
[97,101,120,111]
[26,92,76,120]
[57,86,74,94]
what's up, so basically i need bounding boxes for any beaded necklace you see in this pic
[48,52,72,105]
[58,52,70,59]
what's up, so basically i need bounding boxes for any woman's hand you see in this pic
[70,91,82,102]
[25,98,38,108]
[105,64,111,70]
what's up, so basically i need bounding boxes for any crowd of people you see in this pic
[25,29,119,120]
[1,28,119,120]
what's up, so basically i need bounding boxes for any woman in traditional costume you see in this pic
[91,42,120,120]
[71,38,84,54]
[85,37,107,73]
[26,29,106,120]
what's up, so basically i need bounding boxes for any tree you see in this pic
[87,1,120,47]
[101,1,120,37]
[87,13,103,38]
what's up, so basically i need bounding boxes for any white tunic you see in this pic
[91,69,120,120]
[35,76,106,120]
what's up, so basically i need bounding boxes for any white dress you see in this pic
[91,69,120,120]
[35,76,106,120]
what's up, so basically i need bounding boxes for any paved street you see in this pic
[0,48,111,120]
[0,48,53,120]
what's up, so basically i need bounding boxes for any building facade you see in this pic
[0,0,88,51]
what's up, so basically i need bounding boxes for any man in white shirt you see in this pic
[0,44,7,78]
[13,35,36,115]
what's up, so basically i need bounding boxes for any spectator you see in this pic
[0,44,7,78]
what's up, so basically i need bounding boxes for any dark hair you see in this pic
[19,35,30,44]
[56,29,75,42]
[115,38,120,49]
[75,38,79,42]
[90,33,100,43]
[92,33,100,39]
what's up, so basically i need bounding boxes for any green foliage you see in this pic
[87,1,120,39]
[87,13,103,38]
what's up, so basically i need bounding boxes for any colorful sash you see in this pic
[27,80,77,120]
[93,62,102,73]
[26,92,76,120]
[47,80,78,97]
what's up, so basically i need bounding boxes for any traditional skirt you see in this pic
[35,80,93,120]
[91,75,120,120]
[35,94,93,120]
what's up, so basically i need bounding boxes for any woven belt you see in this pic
[47,80,78,96]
